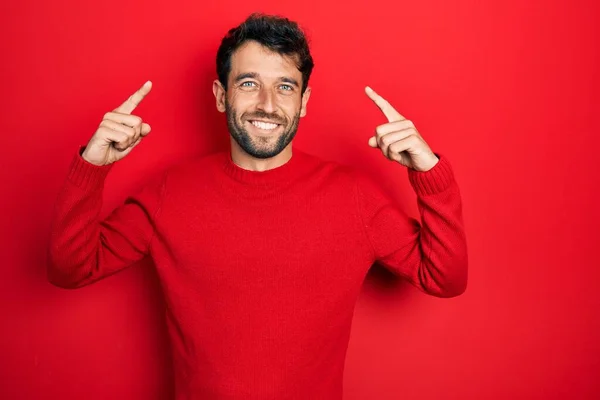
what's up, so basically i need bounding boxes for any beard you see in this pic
[225,100,301,159]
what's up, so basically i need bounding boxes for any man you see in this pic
[48,13,468,400]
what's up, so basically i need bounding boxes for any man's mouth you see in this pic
[247,120,282,131]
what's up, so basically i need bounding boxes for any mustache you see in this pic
[244,110,286,125]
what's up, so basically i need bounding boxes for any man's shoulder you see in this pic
[294,148,365,189]
[296,148,356,176]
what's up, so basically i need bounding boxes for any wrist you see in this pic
[413,153,439,172]
[80,146,104,167]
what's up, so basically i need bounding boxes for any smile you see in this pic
[249,120,280,130]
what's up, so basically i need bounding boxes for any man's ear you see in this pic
[212,80,226,113]
[300,86,311,117]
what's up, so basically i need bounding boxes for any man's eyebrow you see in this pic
[278,77,299,87]
[234,72,260,82]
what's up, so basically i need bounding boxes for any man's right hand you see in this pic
[81,80,153,166]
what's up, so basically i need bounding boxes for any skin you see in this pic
[365,86,439,172]
[212,40,311,172]
[82,81,153,166]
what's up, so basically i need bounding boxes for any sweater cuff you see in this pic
[407,153,455,196]
[67,145,114,190]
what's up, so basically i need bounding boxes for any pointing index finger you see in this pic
[114,80,153,114]
[365,86,405,122]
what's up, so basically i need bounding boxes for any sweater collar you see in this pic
[221,147,306,186]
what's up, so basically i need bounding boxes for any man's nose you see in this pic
[257,87,276,114]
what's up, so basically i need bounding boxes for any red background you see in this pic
[1,0,599,398]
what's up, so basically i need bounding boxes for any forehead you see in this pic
[229,40,301,81]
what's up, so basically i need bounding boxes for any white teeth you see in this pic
[251,121,278,130]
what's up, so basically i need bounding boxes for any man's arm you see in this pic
[47,146,167,289]
[354,154,468,297]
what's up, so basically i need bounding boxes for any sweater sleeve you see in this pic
[354,154,468,298]
[47,146,168,289]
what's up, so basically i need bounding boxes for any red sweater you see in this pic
[48,145,468,400]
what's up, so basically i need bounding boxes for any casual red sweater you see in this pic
[47,145,468,400]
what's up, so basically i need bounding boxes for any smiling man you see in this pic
[214,22,312,169]
[48,13,468,400]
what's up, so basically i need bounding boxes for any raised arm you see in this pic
[357,86,468,297]
[47,81,165,288]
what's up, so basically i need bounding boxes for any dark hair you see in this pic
[216,13,314,94]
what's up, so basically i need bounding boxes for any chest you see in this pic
[156,192,372,295]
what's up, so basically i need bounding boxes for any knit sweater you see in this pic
[47,145,468,400]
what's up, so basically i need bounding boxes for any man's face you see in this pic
[213,40,311,159]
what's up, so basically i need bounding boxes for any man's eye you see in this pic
[241,82,256,87]
[280,85,293,91]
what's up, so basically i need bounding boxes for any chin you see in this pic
[244,146,283,159]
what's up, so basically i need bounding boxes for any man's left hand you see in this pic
[366,86,439,172]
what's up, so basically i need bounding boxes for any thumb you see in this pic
[141,122,152,137]
[368,136,378,147]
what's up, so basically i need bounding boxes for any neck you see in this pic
[229,138,293,172]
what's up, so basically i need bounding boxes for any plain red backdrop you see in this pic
[1,0,598,398]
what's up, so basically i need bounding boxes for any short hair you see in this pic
[216,13,314,94]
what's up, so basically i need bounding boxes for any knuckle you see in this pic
[96,126,110,136]
[380,136,392,146]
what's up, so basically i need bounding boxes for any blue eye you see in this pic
[280,85,292,91]
[241,81,256,87]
